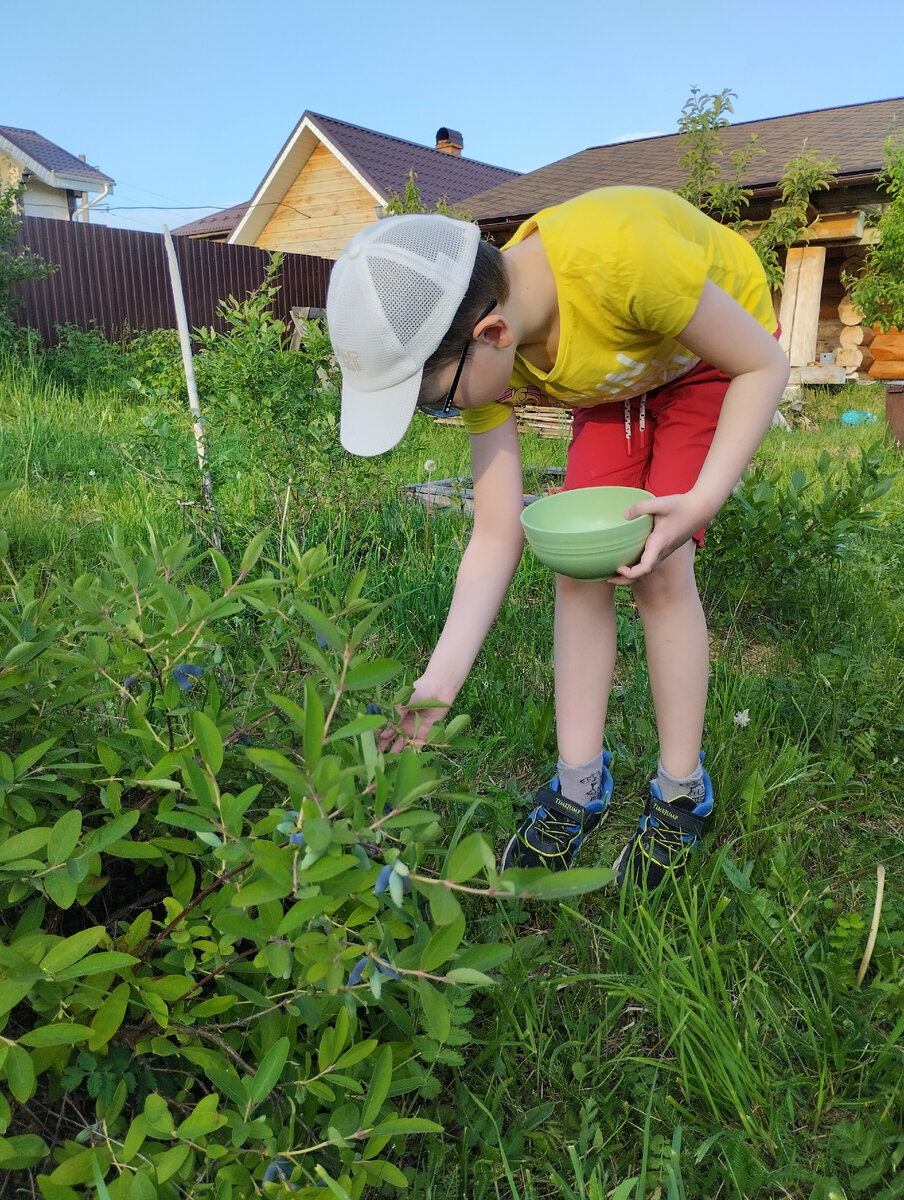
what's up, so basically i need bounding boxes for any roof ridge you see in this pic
[576,95,904,157]
[725,94,904,130]
[305,110,519,174]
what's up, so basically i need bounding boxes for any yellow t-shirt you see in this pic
[460,187,777,435]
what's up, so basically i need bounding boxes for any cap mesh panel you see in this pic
[369,258,443,346]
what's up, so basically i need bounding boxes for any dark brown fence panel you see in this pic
[11,217,333,345]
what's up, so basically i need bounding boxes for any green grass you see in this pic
[1,359,903,1198]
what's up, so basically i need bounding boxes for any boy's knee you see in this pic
[631,545,697,607]
[555,574,614,602]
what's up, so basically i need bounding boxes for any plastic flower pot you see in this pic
[520,486,653,580]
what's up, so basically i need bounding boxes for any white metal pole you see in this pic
[162,225,221,550]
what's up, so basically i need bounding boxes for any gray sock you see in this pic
[557,753,604,807]
[657,759,705,807]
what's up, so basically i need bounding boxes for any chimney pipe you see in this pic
[435,127,463,156]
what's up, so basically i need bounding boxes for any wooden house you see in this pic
[172,112,519,260]
[0,124,113,222]
[459,97,904,385]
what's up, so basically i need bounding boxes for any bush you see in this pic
[700,443,897,627]
[0,525,610,1195]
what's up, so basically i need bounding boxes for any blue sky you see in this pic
[3,0,903,233]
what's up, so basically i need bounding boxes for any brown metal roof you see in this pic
[461,96,904,223]
[304,112,519,207]
[175,113,521,240]
[0,124,113,186]
[172,201,251,238]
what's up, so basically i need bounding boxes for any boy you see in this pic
[326,187,789,887]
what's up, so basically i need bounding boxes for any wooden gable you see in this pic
[254,143,378,260]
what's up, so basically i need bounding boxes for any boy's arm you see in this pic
[381,414,526,748]
[617,280,790,580]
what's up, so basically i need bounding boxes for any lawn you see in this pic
[0,351,902,1200]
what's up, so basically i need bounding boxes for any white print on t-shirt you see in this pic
[591,350,700,402]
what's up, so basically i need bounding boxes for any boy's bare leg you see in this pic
[553,576,617,765]
[630,540,708,778]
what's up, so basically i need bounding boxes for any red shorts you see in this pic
[563,356,732,547]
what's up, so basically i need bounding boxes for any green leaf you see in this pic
[355,1158,410,1187]
[304,678,324,769]
[18,1023,92,1047]
[0,827,50,862]
[298,603,346,651]
[0,1133,49,1169]
[502,866,615,900]
[209,548,233,589]
[53,952,138,981]
[453,943,512,972]
[40,927,105,974]
[367,1117,444,1136]
[417,980,451,1043]
[12,737,56,776]
[91,1156,112,1200]
[445,968,496,987]
[46,809,82,866]
[154,1142,190,1184]
[427,883,462,927]
[144,1092,174,1133]
[89,983,130,1051]
[333,1039,378,1071]
[314,1165,355,1199]
[343,660,401,691]
[443,833,493,883]
[326,714,385,743]
[419,911,465,972]
[43,868,79,909]
[250,1036,290,1106]
[0,973,40,1017]
[81,811,140,856]
[192,710,223,775]
[721,857,756,894]
[239,529,268,576]
[361,1045,393,1128]
[176,1093,223,1139]
[5,1045,35,1102]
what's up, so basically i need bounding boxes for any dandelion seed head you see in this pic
[423,459,436,473]
[733,709,750,727]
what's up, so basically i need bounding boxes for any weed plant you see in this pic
[1,332,902,1199]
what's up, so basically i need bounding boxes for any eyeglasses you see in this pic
[418,300,498,416]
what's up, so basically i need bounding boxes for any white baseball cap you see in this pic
[326,214,481,456]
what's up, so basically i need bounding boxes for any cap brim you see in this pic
[339,373,421,457]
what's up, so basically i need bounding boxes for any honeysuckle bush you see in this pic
[0,525,613,1197]
[700,441,897,628]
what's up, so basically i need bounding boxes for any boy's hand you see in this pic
[610,492,710,581]
[377,678,452,753]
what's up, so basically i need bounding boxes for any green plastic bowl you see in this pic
[521,486,654,580]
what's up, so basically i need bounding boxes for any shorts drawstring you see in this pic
[623,396,647,457]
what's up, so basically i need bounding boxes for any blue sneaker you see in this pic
[613,760,713,889]
[500,753,613,872]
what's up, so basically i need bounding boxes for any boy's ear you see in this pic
[475,312,514,348]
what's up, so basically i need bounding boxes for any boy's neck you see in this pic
[503,234,560,374]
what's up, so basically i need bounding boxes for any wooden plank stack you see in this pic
[434,406,573,439]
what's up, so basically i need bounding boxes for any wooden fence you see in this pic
[11,217,333,345]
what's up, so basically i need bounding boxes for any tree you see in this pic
[675,88,837,289]
[0,183,55,351]
[846,132,904,332]
[749,145,837,289]
[382,170,469,219]
[676,87,761,229]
